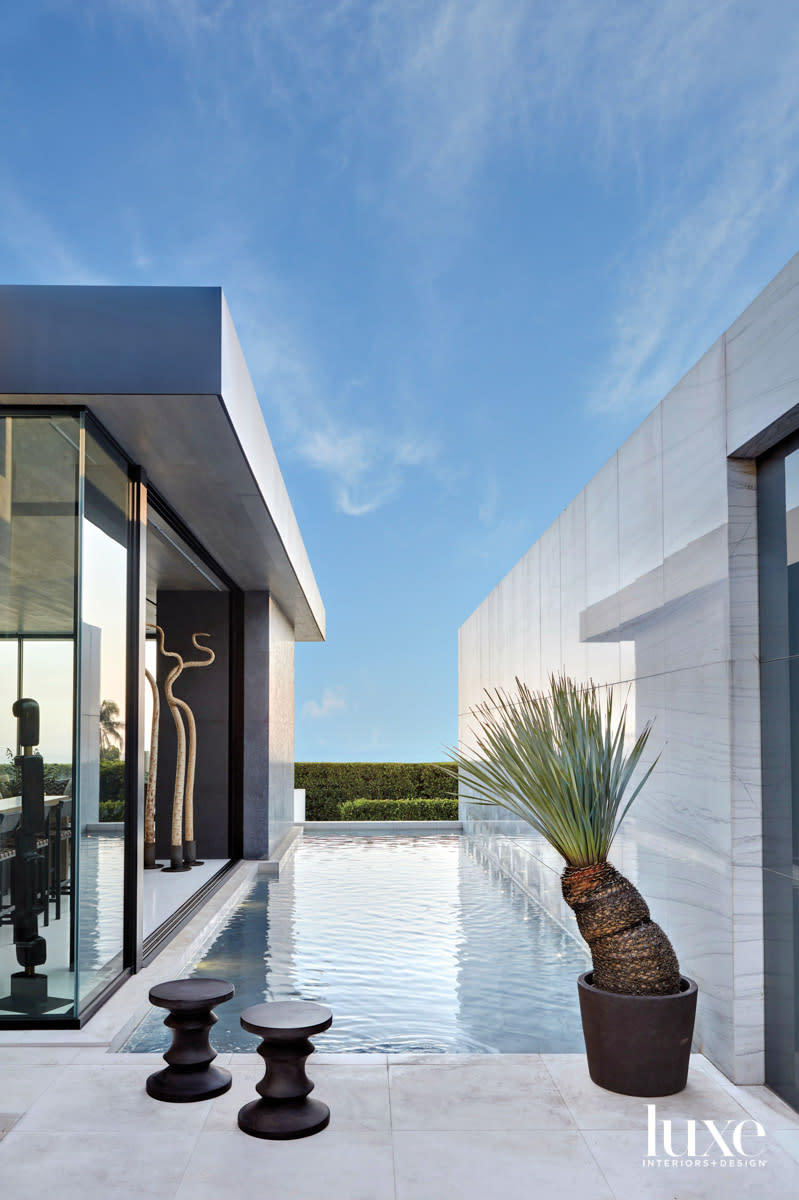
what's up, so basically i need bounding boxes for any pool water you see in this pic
[124,833,590,1054]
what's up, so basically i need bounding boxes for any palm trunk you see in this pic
[561,861,681,995]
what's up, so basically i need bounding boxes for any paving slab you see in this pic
[0,1130,198,1200]
[388,1055,575,1131]
[542,1053,753,1131]
[15,1063,211,1135]
[202,1062,391,1132]
[584,1128,799,1197]
[175,1129,396,1200]
[393,1129,613,1200]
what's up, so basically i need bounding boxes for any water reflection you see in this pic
[125,834,589,1053]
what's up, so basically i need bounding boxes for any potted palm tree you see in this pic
[447,673,697,1096]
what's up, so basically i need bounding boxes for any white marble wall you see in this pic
[457,253,799,1085]
[267,596,296,858]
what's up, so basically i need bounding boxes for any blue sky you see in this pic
[3,2,799,761]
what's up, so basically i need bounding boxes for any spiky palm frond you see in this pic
[445,673,658,868]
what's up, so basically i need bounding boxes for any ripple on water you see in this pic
[124,834,589,1053]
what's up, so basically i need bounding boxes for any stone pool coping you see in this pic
[302,820,463,832]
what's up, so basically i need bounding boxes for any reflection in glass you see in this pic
[0,415,80,1019]
[0,641,16,766]
[780,448,799,1109]
[784,449,799,868]
[77,424,129,1006]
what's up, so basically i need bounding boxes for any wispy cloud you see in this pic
[302,687,348,719]
[590,33,799,414]
[298,425,438,516]
[80,2,799,428]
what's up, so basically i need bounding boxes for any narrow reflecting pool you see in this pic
[125,833,590,1053]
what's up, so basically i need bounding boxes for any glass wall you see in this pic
[77,424,129,1006]
[759,440,799,1112]
[0,407,236,1024]
[0,413,131,1021]
[0,414,81,1018]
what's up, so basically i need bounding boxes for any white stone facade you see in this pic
[458,250,799,1086]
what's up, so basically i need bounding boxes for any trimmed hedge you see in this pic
[100,761,125,808]
[296,762,456,821]
[0,758,126,819]
[339,797,458,821]
[99,799,125,822]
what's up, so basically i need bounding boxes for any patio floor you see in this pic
[1,865,797,1197]
[0,1047,798,1198]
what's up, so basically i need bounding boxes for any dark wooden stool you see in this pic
[238,1000,333,1139]
[146,978,234,1103]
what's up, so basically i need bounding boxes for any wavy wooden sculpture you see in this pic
[143,663,161,869]
[151,624,191,873]
[176,633,215,865]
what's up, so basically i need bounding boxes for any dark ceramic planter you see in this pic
[577,970,698,1097]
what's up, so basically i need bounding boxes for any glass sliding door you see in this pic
[0,414,80,1019]
[0,411,132,1023]
[77,421,129,1006]
[758,438,799,1112]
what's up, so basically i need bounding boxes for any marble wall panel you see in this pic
[730,658,762,865]
[484,586,501,693]
[504,560,527,692]
[726,250,799,455]
[651,663,732,856]
[583,453,622,686]
[539,523,562,678]
[559,491,588,682]
[618,406,664,590]
[459,608,479,718]
[661,337,728,561]
[660,574,730,674]
[727,459,760,660]
[730,857,766,1083]
[518,541,541,688]
[584,453,620,609]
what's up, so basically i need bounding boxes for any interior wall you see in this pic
[153,590,230,860]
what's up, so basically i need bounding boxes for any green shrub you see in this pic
[0,756,125,814]
[305,794,346,821]
[0,758,73,798]
[296,762,456,821]
[99,760,125,807]
[339,797,459,821]
[99,799,125,822]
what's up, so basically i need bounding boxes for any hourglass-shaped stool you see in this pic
[146,978,234,1103]
[238,1001,333,1139]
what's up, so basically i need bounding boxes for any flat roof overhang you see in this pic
[0,285,324,641]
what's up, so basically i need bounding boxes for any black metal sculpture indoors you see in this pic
[0,698,69,1014]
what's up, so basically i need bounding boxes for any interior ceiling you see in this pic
[145,519,224,607]
[0,392,324,640]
